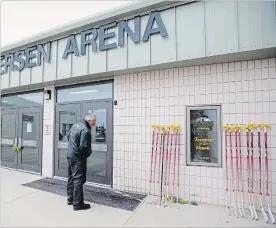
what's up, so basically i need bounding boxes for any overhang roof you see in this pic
[1,0,182,55]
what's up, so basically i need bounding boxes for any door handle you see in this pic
[16,138,23,152]
[12,146,21,152]
[18,138,22,147]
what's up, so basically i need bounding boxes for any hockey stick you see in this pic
[257,124,269,223]
[223,125,230,213]
[235,126,243,217]
[250,124,258,220]
[263,124,275,224]
[246,125,254,219]
[160,126,166,205]
[158,126,163,198]
[163,126,170,205]
[238,125,246,218]
[153,126,160,197]
[166,126,174,203]
[172,126,178,200]
[177,125,181,203]
[149,125,157,195]
[229,125,238,217]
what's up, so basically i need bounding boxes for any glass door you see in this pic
[1,109,18,169]
[82,101,113,185]
[17,107,43,173]
[55,103,81,177]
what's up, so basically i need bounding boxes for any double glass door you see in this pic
[1,107,43,173]
[55,101,113,185]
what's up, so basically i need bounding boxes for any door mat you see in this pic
[22,177,146,211]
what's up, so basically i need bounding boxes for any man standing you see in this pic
[66,113,96,211]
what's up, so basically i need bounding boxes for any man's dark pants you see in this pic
[67,157,87,206]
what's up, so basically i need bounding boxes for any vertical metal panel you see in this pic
[57,38,71,80]
[72,34,88,77]
[261,1,276,48]
[248,1,263,50]
[127,16,150,68]
[10,70,19,88]
[224,2,239,54]
[176,2,205,60]
[238,1,263,51]
[237,1,250,51]
[107,26,127,71]
[1,72,9,89]
[205,1,238,56]
[205,1,217,56]
[88,33,107,74]
[44,41,57,82]
[20,56,31,86]
[151,8,176,65]
[31,50,43,84]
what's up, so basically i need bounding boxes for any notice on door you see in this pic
[27,123,32,133]
[44,125,51,135]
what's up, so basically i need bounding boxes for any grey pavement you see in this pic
[0,168,273,227]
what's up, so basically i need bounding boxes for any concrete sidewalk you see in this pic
[0,168,272,227]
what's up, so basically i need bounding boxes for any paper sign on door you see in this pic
[27,123,32,133]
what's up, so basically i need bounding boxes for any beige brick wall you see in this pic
[113,58,276,211]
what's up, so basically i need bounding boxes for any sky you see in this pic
[1,1,134,47]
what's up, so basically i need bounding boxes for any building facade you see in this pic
[1,0,276,212]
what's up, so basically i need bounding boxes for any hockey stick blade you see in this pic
[261,207,269,223]
[241,205,247,218]
[268,207,276,224]
[233,203,238,218]
[238,201,243,217]
[252,205,258,220]
[249,204,254,220]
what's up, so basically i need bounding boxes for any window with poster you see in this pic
[186,105,222,167]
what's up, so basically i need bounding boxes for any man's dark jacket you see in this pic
[67,119,92,159]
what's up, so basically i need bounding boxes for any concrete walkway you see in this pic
[0,168,273,227]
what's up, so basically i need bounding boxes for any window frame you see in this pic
[186,105,222,167]
[56,80,113,104]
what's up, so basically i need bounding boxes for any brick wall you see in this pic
[113,58,276,211]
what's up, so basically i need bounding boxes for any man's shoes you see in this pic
[67,198,73,205]
[73,203,91,211]
[67,200,73,205]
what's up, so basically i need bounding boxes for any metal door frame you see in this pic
[54,80,114,186]
[0,108,19,169]
[81,100,113,186]
[54,103,81,178]
[17,106,43,173]
[1,106,43,173]
[54,99,114,187]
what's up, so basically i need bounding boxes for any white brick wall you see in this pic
[113,58,276,211]
[42,85,55,177]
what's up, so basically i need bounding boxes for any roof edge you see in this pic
[1,0,181,54]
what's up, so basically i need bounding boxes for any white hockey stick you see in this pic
[264,125,275,224]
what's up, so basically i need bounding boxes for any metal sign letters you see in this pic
[1,11,168,75]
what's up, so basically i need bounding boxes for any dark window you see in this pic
[187,105,222,167]
[1,92,43,108]
[57,82,113,103]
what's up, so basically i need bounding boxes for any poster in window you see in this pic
[27,123,32,133]
[190,109,218,164]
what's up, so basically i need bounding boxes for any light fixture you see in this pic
[18,95,42,100]
[44,90,51,100]
[70,90,99,94]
